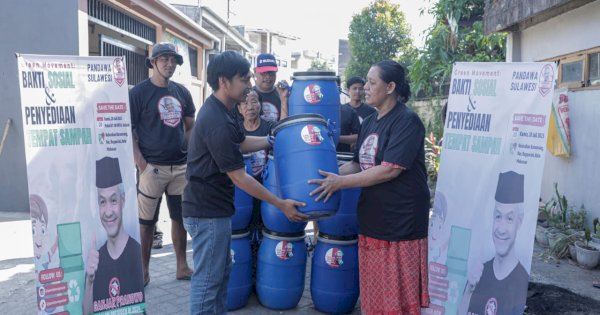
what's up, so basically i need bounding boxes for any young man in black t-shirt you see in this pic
[337,104,361,153]
[130,42,195,286]
[342,76,376,123]
[183,51,307,314]
[337,77,375,153]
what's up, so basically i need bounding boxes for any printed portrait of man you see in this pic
[459,171,529,315]
[83,157,144,315]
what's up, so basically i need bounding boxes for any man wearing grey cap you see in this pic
[83,157,144,315]
[459,171,529,315]
[130,42,195,285]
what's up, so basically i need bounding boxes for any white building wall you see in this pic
[540,89,600,225]
[510,0,600,225]
[0,0,84,212]
[519,1,600,61]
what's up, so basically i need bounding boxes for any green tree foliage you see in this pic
[410,0,506,97]
[308,59,332,71]
[345,0,415,79]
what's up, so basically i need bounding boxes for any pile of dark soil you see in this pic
[526,282,600,315]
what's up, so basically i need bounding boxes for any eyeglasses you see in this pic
[258,71,276,77]
[156,56,178,65]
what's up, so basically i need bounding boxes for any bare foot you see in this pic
[176,268,193,280]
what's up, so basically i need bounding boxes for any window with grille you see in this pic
[189,46,198,78]
[589,52,600,86]
[551,47,600,89]
[88,0,155,42]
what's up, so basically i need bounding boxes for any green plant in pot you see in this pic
[550,233,581,260]
[535,199,551,247]
[567,205,586,232]
[545,183,569,247]
[575,228,600,269]
[591,218,600,250]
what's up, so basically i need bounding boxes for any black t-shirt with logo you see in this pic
[345,102,376,123]
[93,237,144,311]
[239,118,275,179]
[129,79,196,165]
[183,95,246,218]
[337,104,361,153]
[353,102,430,241]
[468,259,529,315]
[254,87,281,122]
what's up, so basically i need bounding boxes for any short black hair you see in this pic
[373,60,411,102]
[346,76,365,89]
[207,51,251,91]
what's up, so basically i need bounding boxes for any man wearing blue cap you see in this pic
[129,42,195,286]
[253,53,289,122]
[84,157,144,315]
[459,171,529,315]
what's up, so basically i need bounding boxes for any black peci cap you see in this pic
[495,171,524,204]
[96,156,122,188]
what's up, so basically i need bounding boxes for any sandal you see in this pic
[152,237,163,249]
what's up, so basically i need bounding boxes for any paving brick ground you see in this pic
[0,241,360,314]
[1,209,599,314]
[0,210,360,314]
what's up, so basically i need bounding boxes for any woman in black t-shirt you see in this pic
[309,60,430,315]
[236,90,276,279]
[236,90,275,180]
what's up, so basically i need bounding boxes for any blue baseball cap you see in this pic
[255,53,278,73]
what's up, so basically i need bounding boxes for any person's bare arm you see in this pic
[131,130,147,172]
[277,80,290,120]
[308,165,403,202]
[338,134,358,145]
[83,237,99,315]
[239,136,270,154]
[184,116,195,145]
[458,259,484,315]
[339,161,361,176]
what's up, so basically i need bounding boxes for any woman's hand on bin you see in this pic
[308,170,342,203]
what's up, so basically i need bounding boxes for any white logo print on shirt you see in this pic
[261,102,279,122]
[359,133,379,170]
[158,96,183,127]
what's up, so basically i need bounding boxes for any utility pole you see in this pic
[227,0,230,24]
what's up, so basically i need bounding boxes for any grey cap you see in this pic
[146,42,184,69]
[495,171,524,204]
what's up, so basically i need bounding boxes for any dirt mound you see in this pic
[526,282,600,315]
